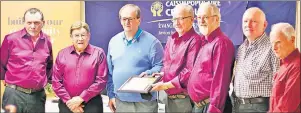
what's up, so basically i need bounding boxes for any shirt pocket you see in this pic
[273,78,285,97]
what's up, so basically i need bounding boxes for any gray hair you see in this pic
[198,2,221,25]
[119,4,141,19]
[271,22,295,40]
[172,4,194,18]
[23,8,44,22]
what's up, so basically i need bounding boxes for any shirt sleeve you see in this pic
[46,41,53,83]
[208,40,235,113]
[52,51,72,103]
[106,45,115,99]
[144,39,164,75]
[80,50,108,102]
[275,67,300,112]
[171,37,200,89]
[0,35,10,80]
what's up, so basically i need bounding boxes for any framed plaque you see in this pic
[117,76,162,93]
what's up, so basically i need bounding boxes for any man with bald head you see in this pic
[152,3,234,113]
[106,4,164,112]
[269,23,300,112]
[151,4,202,112]
[232,7,279,112]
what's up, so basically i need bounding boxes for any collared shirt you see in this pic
[52,44,108,103]
[234,33,279,98]
[173,27,235,113]
[162,28,202,95]
[123,28,142,46]
[107,29,164,102]
[269,49,300,113]
[0,28,53,90]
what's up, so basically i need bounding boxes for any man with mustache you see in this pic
[152,3,235,113]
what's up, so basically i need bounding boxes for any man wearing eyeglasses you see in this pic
[151,4,202,113]
[106,4,164,112]
[152,3,235,113]
[1,8,53,113]
[52,21,108,113]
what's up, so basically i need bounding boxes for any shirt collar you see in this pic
[245,33,267,47]
[123,28,143,46]
[21,28,46,40]
[171,27,196,41]
[204,27,223,43]
[281,49,300,65]
[70,44,93,55]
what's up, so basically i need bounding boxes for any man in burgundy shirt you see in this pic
[1,8,53,113]
[152,3,235,113]
[269,23,300,113]
[52,21,108,113]
[151,3,202,113]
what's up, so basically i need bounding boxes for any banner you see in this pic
[86,1,247,54]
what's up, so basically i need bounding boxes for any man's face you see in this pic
[270,29,294,59]
[119,7,140,33]
[172,8,193,36]
[71,28,90,52]
[24,12,44,37]
[242,10,266,40]
[196,6,218,36]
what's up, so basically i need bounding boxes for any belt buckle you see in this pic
[25,89,32,94]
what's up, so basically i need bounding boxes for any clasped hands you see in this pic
[66,96,84,113]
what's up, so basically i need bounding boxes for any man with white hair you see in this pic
[269,23,300,112]
[233,7,279,112]
[151,3,202,112]
[152,3,235,113]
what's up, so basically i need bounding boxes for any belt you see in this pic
[237,97,269,104]
[194,98,210,108]
[168,94,187,99]
[5,84,44,94]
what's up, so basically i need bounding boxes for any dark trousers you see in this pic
[233,97,269,112]
[58,95,103,113]
[192,96,232,113]
[1,87,46,113]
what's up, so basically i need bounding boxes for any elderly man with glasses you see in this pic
[151,3,202,113]
[152,3,235,113]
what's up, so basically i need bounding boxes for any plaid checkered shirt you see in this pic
[234,33,279,98]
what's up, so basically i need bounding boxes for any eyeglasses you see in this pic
[171,16,192,22]
[120,17,137,22]
[72,34,88,39]
[196,15,217,21]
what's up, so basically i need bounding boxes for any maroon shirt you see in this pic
[269,49,300,113]
[173,28,235,112]
[162,28,202,95]
[52,44,108,103]
[1,28,53,90]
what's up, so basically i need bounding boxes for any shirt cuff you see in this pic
[79,92,92,103]
[145,70,152,75]
[170,76,182,89]
[208,104,222,113]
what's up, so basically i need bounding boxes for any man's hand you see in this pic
[138,72,148,77]
[151,81,174,91]
[4,104,16,113]
[151,72,164,77]
[108,98,116,113]
[72,105,84,113]
[66,96,84,112]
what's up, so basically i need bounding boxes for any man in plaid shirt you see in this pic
[232,7,279,112]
